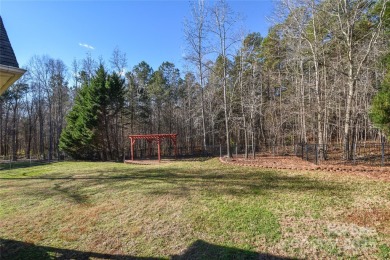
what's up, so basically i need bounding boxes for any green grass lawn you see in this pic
[0,158,389,259]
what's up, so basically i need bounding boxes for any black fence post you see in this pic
[323,144,327,160]
[382,140,385,167]
[301,144,304,160]
[315,144,318,165]
[305,144,308,161]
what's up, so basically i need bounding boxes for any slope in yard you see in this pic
[0,159,389,259]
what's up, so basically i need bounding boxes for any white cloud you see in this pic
[79,43,95,50]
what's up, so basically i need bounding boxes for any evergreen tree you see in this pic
[370,70,390,136]
[370,1,390,137]
[59,77,98,159]
[59,65,125,160]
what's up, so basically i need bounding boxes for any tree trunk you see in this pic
[223,64,231,158]
[343,62,355,160]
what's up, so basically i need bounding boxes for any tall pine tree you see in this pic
[370,69,390,136]
[59,65,125,160]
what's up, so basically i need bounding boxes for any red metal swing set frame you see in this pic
[129,134,178,162]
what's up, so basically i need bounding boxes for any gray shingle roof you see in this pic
[0,16,19,68]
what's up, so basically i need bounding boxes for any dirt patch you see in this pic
[345,208,390,235]
[220,155,390,182]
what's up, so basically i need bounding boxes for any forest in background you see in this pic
[1,0,389,161]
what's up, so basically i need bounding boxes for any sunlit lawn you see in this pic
[0,158,389,259]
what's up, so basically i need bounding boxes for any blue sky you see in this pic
[0,0,274,73]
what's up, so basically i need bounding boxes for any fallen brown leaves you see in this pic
[345,208,390,235]
[222,155,390,182]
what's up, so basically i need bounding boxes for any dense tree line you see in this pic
[0,56,71,161]
[0,0,389,161]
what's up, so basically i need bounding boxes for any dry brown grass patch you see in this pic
[345,208,390,235]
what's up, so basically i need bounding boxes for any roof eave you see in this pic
[0,65,26,95]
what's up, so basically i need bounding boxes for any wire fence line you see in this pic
[2,142,389,167]
[0,155,57,170]
[295,143,390,166]
[221,142,390,167]
[127,143,295,160]
[172,142,390,167]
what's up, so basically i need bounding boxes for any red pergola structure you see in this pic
[129,134,178,162]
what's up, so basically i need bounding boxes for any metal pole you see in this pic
[323,144,327,160]
[305,144,308,161]
[174,136,177,158]
[157,138,161,162]
[130,138,134,161]
[382,138,385,167]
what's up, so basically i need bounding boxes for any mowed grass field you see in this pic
[0,158,389,259]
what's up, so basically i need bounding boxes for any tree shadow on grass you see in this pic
[0,161,59,171]
[52,182,90,204]
[0,238,292,260]
[172,240,293,260]
[110,166,347,198]
[0,238,161,259]
[0,161,351,205]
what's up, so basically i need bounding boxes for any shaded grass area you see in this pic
[0,159,389,259]
[0,160,56,171]
[0,238,293,260]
